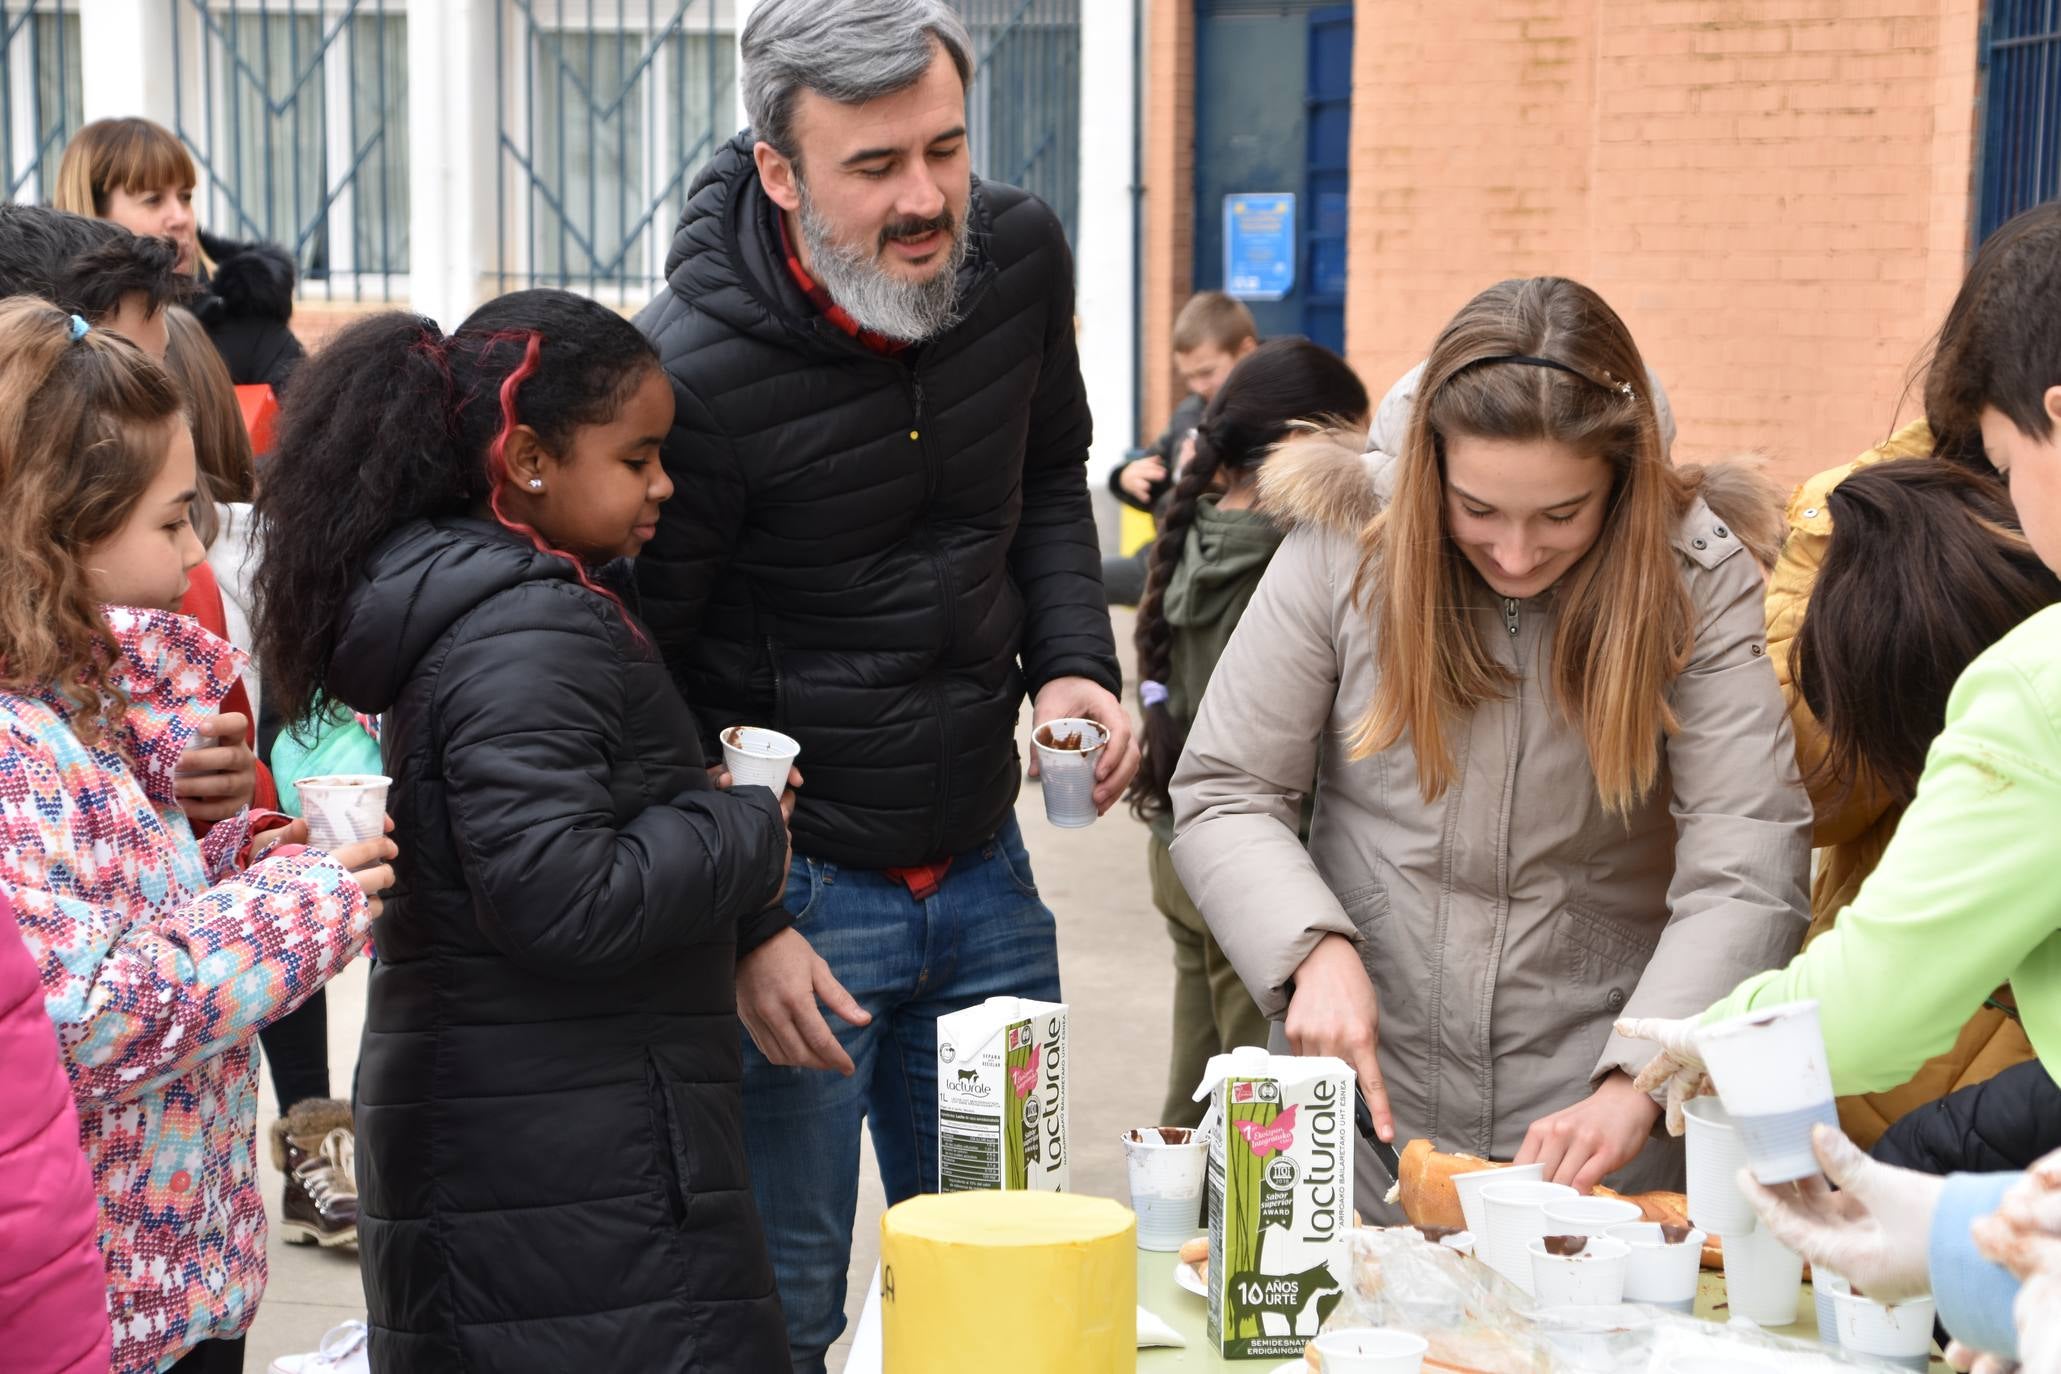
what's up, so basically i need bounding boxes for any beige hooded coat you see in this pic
[1169,440,1811,1215]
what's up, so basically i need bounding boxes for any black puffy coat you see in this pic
[194,228,304,390]
[1873,1057,2061,1176]
[330,518,792,1374]
[634,134,1119,869]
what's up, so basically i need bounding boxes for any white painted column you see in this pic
[1076,0,1141,484]
[406,0,500,329]
[79,0,177,125]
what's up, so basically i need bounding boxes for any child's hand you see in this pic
[176,712,256,823]
[332,834,398,921]
[1119,455,1167,503]
[252,818,309,860]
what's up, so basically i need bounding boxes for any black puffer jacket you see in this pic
[1873,1058,2061,1176]
[635,133,1119,868]
[195,227,303,390]
[331,518,792,1374]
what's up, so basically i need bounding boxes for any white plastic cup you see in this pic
[1309,1327,1429,1374]
[1120,1128,1206,1251]
[1695,1000,1839,1184]
[1829,1284,1935,1369]
[1608,1222,1705,1312]
[721,725,801,793]
[1477,1179,1577,1294]
[1815,1272,1846,1347]
[1721,1218,1805,1326]
[1540,1196,1643,1238]
[1683,1096,1756,1236]
[296,774,392,852]
[1031,718,1106,828]
[1528,1234,1630,1308]
[1454,1161,1543,1236]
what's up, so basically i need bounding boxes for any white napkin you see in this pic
[1137,1305,1186,1348]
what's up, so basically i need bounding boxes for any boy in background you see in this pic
[1104,292,1259,606]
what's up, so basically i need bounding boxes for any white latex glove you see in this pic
[1613,1014,1712,1136]
[1739,1124,1943,1303]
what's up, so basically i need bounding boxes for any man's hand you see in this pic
[1118,455,1167,505]
[1516,1071,1662,1193]
[176,712,256,825]
[1740,1124,1943,1302]
[1615,1014,1713,1136]
[736,927,872,1075]
[1284,933,1391,1142]
[1032,677,1139,813]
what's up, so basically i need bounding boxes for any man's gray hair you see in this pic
[742,0,975,159]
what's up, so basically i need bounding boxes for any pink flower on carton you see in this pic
[1009,1054,1039,1098]
[1233,1104,1299,1160]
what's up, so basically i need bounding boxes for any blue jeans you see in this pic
[742,814,1061,1373]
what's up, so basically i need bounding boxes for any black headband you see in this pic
[1453,353,1636,399]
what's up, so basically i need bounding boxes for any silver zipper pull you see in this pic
[1504,597,1521,637]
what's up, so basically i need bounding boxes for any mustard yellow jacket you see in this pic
[1764,419,2034,1148]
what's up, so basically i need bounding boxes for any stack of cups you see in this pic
[1816,1272,1845,1347]
[1477,1180,1576,1294]
[1032,719,1107,829]
[1682,1097,1755,1238]
[1825,1280,1934,1369]
[1120,1128,1207,1251]
[1695,1001,1839,1185]
[721,726,801,792]
[297,775,393,855]
[1454,1163,1543,1236]
[1608,1222,1706,1312]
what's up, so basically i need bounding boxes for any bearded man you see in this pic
[636,2,1137,1367]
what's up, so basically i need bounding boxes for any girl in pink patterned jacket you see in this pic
[0,299,397,1374]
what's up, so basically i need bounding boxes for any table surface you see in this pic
[1134,1248,1948,1371]
[849,1242,1949,1371]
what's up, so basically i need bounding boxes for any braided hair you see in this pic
[1127,337,1368,821]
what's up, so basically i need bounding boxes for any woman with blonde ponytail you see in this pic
[1171,277,1811,1211]
[1126,338,1368,1127]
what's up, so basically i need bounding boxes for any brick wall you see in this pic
[1343,0,1983,489]
[1141,0,1196,448]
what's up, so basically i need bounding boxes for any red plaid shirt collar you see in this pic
[776,209,909,357]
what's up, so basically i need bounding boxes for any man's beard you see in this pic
[796,177,967,344]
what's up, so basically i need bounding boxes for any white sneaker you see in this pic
[268,1318,369,1374]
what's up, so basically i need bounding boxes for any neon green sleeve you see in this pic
[1703,618,2061,1095]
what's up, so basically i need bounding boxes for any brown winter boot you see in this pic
[269,1097,358,1249]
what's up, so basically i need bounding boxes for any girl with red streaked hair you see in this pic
[249,289,797,1370]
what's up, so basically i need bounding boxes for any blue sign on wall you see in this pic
[1223,193,1296,301]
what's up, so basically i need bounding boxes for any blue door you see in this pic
[1193,0,1354,352]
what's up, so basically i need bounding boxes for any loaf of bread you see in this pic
[1393,1139,1723,1269]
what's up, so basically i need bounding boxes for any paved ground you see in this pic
[244,612,1178,1372]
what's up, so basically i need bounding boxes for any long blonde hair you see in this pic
[1353,277,1692,815]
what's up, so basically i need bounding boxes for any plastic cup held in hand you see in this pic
[1608,1222,1704,1312]
[296,774,391,854]
[721,726,800,793]
[1721,1217,1804,1326]
[1031,718,1106,829]
[1528,1233,1630,1308]
[1682,1096,1756,1236]
[1825,1278,1933,1369]
[1540,1196,1642,1238]
[1477,1179,1577,1294]
[1694,1000,1839,1184]
[1120,1128,1206,1251]
[1453,1161,1542,1236]
[1309,1327,1429,1374]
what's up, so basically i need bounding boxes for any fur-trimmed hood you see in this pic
[1255,429,1785,575]
[195,228,296,324]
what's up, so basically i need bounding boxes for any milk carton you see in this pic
[936,997,1068,1193]
[1193,1047,1354,1359]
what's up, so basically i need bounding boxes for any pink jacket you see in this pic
[0,609,372,1374]
[0,889,110,1374]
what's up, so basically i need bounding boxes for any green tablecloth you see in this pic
[1135,1247,1948,1370]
